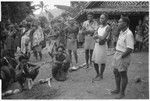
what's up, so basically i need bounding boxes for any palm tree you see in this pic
[33,1,54,23]
[34,1,49,14]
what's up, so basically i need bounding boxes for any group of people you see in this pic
[134,18,149,52]
[1,19,45,61]
[1,19,45,91]
[62,12,134,99]
[0,11,148,99]
[50,12,135,99]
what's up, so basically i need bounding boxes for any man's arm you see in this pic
[63,53,70,63]
[122,32,134,58]
[28,63,36,67]
[121,48,133,58]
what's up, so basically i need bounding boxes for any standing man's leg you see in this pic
[100,64,105,79]
[118,71,128,98]
[111,69,121,94]
[89,49,93,65]
[85,49,89,68]
[39,51,42,60]
[68,50,72,64]
[38,45,43,60]
[33,48,38,60]
[139,42,142,52]
[73,50,78,64]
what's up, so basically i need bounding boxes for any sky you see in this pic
[32,0,71,14]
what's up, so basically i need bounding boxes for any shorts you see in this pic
[135,34,143,42]
[84,35,95,50]
[67,39,77,51]
[112,51,131,72]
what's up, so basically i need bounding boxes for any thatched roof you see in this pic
[85,1,148,13]
[74,1,149,21]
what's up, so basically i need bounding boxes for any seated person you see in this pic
[52,46,70,81]
[15,55,39,90]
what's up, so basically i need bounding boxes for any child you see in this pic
[16,55,39,91]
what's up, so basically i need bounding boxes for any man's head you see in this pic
[19,55,29,65]
[56,46,65,54]
[87,12,94,21]
[8,24,15,36]
[138,20,142,25]
[118,16,130,30]
[26,23,31,29]
[99,13,109,25]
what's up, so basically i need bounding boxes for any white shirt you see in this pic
[116,28,134,52]
[33,26,44,47]
[21,30,31,54]
[83,20,98,31]
[95,25,109,43]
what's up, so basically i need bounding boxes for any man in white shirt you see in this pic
[111,17,134,99]
[82,12,98,68]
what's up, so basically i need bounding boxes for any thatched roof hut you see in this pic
[75,1,149,21]
[74,1,149,33]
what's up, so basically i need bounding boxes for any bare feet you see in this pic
[115,93,125,99]
[111,90,120,94]
[93,75,102,81]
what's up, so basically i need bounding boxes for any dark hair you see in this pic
[101,13,109,20]
[19,55,29,62]
[56,45,65,52]
[26,23,31,28]
[86,12,94,16]
[121,16,130,26]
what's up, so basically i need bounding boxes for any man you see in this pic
[135,20,143,52]
[111,17,134,99]
[4,24,16,58]
[65,19,79,67]
[82,12,98,68]
[14,23,22,52]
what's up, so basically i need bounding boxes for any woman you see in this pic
[52,46,70,81]
[21,24,32,58]
[92,13,111,81]
[31,22,44,61]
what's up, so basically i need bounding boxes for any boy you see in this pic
[16,55,39,91]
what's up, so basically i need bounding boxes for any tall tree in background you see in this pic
[34,1,48,14]
[34,1,53,23]
[1,2,34,24]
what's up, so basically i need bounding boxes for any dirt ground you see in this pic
[2,43,149,99]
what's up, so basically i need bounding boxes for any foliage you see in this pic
[1,2,34,24]
[33,1,54,27]
[38,16,49,28]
